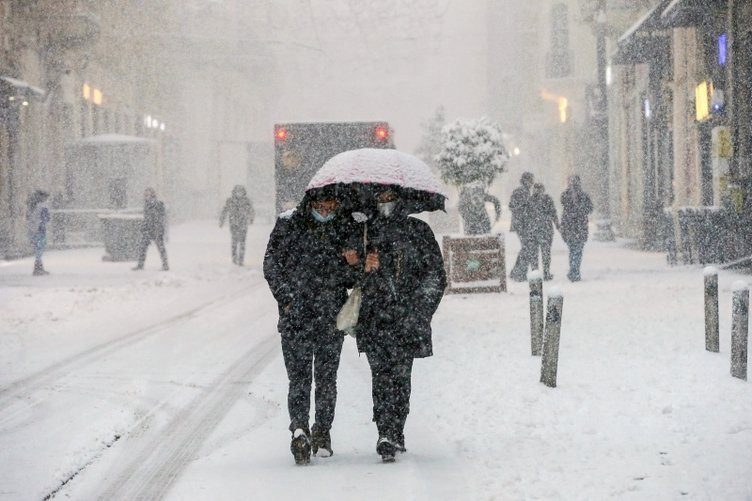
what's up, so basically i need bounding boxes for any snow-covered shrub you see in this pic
[435,117,509,186]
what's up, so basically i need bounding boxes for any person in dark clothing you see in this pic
[560,175,594,282]
[219,185,255,266]
[133,187,169,271]
[347,186,446,462]
[263,187,357,465]
[458,183,501,235]
[26,190,51,276]
[508,172,535,281]
[527,183,559,280]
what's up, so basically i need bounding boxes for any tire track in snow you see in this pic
[96,334,279,501]
[0,283,261,424]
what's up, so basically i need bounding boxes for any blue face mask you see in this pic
[311,208,335,223]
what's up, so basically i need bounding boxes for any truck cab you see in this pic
[273,121,394,213]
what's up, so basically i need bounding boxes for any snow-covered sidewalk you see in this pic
[1,220,750,500]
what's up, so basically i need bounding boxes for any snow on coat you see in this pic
[26,202,50,241]
[220,194,254,229]
[354,213,446,359]
[560,187,594,243]
[527,193,559,239]
[263,196,357,338]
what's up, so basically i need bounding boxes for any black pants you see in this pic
[230,226,247,265]
[137,233,168,268]
[510,230,535,279]
[366,345,414,441]
[529,234,553,277]
[281,331,344,433]
[566,240,585,280]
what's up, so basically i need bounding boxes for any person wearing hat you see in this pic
[219,184,255,266]
[263,186,357,465]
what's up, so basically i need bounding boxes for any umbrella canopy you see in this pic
[306,148,446,213]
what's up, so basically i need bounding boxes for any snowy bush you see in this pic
[435,117,508,186]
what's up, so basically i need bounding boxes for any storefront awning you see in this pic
[0,76,46,100]
[661,0,707,27]
[612,0,672,65]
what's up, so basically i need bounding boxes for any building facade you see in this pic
[0,0,276,258]
[609,0,752,260]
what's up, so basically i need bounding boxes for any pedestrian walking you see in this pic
[458,182,501,235]
[527,183,559,280]
[132,188,169,271]
[560,175,593,282]
[26,190,50,276]
[348,186,446,462]
[263,187,357,465]
[219,185,255,266]
[508,172,535,281]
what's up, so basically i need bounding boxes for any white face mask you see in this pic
[311,207,335,223]
[377,201,397,217]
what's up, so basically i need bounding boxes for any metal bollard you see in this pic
[540,289,564,388]
[704,266,719,352]
[731,281,749,380]
[529,270,544,356]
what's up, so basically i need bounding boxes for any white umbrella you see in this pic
[306,148,446,213]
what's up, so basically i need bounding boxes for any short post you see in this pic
[529,270,544,356]
[540,289,564,388]
[704,266,719,352]
[730,281,749,380]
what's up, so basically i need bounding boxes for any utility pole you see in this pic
[592,0,615,241]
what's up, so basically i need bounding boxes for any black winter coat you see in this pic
[509,185,530,233]
[220,195,254,230]
[355,215,446,359]
[560,188,594,244]
[527,193,559,240]
[263,203,356,339]
[142,199,166,238]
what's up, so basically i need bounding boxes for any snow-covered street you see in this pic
[1,220,751,500]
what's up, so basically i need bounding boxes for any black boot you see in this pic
[290,428,311,465]
[311,425,333,457]
[377,436,396,463]
[394,432,406,453]
[33,260,48,276]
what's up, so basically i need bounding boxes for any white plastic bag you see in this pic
[337,222,367,336]
[336,287,362,336]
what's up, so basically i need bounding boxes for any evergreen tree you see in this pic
[436,117,508,186]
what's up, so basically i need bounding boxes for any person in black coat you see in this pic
[347,186,446,461]
[508,172,535,281]
[527,183,559,280]
[219,185,255,266]
[560,175,593,281]
[133,187,169,271]
[263,187,357,464]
